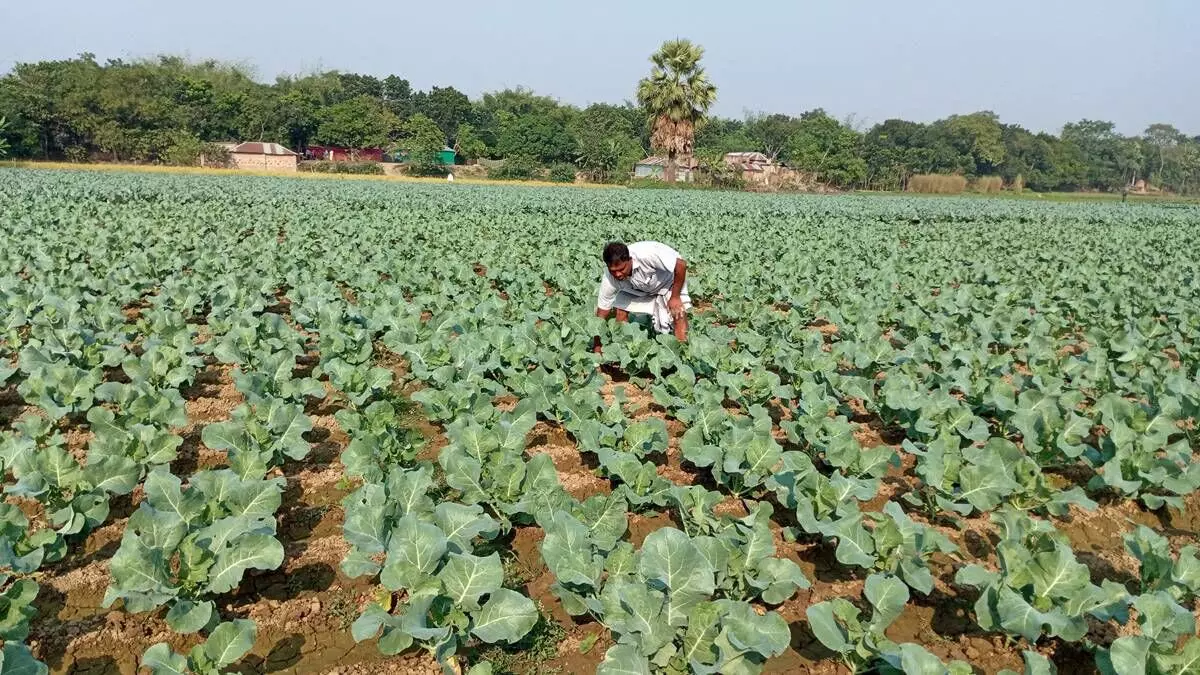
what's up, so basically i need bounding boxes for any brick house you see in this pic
[224,142,299,172]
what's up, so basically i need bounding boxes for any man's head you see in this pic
[603,241,633,280]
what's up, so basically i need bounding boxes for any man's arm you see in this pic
[670,257,687,303]
[595,269,618,354]
[593,307,611,353]
[667,257,688,341]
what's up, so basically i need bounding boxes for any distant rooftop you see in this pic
[230,142,297,156]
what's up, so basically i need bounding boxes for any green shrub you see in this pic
[299,160,385,175]
[548,163,577,183]
[160,133,204,166]
[64,145,89,163]
[489,156,539,181]
[199,143,232,169]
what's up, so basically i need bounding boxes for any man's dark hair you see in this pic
[603,241,630,266]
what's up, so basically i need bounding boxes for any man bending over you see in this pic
[593,241,690,353]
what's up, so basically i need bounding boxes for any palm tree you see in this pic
[0,117,9,159]
[636,40,717,183]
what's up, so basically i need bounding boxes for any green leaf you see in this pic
[1097,636,1151,675]
[1134,590,1194,643]
[895,643,953,674]
[676,601,721,667]
[164,599,214,634]
[719,600,790,658]
[637,527,716,626]
[541,511,603,589]
[380,514,448,592]
[439,552,503,611]
[0,643,49,675]
[597,644,652,675]
[995,586,1052,642]
[822,512,877,568]
[466,662,495,675]
[756,556,811,604]
[203,619,257,668]
[865,573,910,631]
[435,502,499,554]
[1154,636,1200,674]
[141,643,187,675]
[1016,650,1058,675]
[470,588,537,644]
[205,533,285,594]
[806,599,855,654]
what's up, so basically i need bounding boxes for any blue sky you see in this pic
[1,0,1196,135]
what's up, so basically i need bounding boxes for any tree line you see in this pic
[1,50,1197,193]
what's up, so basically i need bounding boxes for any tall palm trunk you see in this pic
[665,149,677,183]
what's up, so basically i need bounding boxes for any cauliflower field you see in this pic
[1,168,1199,675]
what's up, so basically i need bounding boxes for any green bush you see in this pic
[548,163,578,183]
[199,143,232,169]
[64,146,89,163]
[489,156,539,181]
[405,156,450,177]
[299,160,385,175]
[160,133,204,166]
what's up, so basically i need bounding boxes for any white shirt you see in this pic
[596,241,681,310]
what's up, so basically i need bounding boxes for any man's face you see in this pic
[608,259,633,280]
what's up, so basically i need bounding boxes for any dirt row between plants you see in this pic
[12,312,1200,675]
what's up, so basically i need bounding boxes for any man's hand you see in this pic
[668,296,686,321]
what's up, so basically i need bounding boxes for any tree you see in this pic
[493,110,576,165]
[744,112,801,161]
[1169,140,1200,195]
[999,124,1078,191]
[785,109,865,187]
[1061,119,1128,190]
[273,72,345,151]
[694,117,754,160]
[943,111,1005,175]
[401,114,447,175]
[337,73,383,101]
[481,90,579,165]
[418,86,472,139]
[0,116,10,158]
[862,120,946,190]
[572,103,644,181]
[454,122,487,163]
[314,95,397,155]
[636,39,717,182]
[1143,123,1184,183]
[382,75,415,119]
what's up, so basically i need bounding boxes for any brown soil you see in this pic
[15,297,1195,675]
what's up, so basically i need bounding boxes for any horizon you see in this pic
[1,0,1197,136]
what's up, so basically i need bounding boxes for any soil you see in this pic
[12,305,1199,675]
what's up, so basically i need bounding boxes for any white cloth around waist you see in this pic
[610,285,690,333]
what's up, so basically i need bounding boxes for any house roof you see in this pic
[636,156,699,169]
[230,142,297,156]
[724,152,771,164]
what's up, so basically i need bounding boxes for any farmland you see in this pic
[1,167,1199,675]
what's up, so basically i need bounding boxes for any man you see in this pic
[593,241,690,352]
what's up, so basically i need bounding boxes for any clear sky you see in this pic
[1,0,1196,136]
